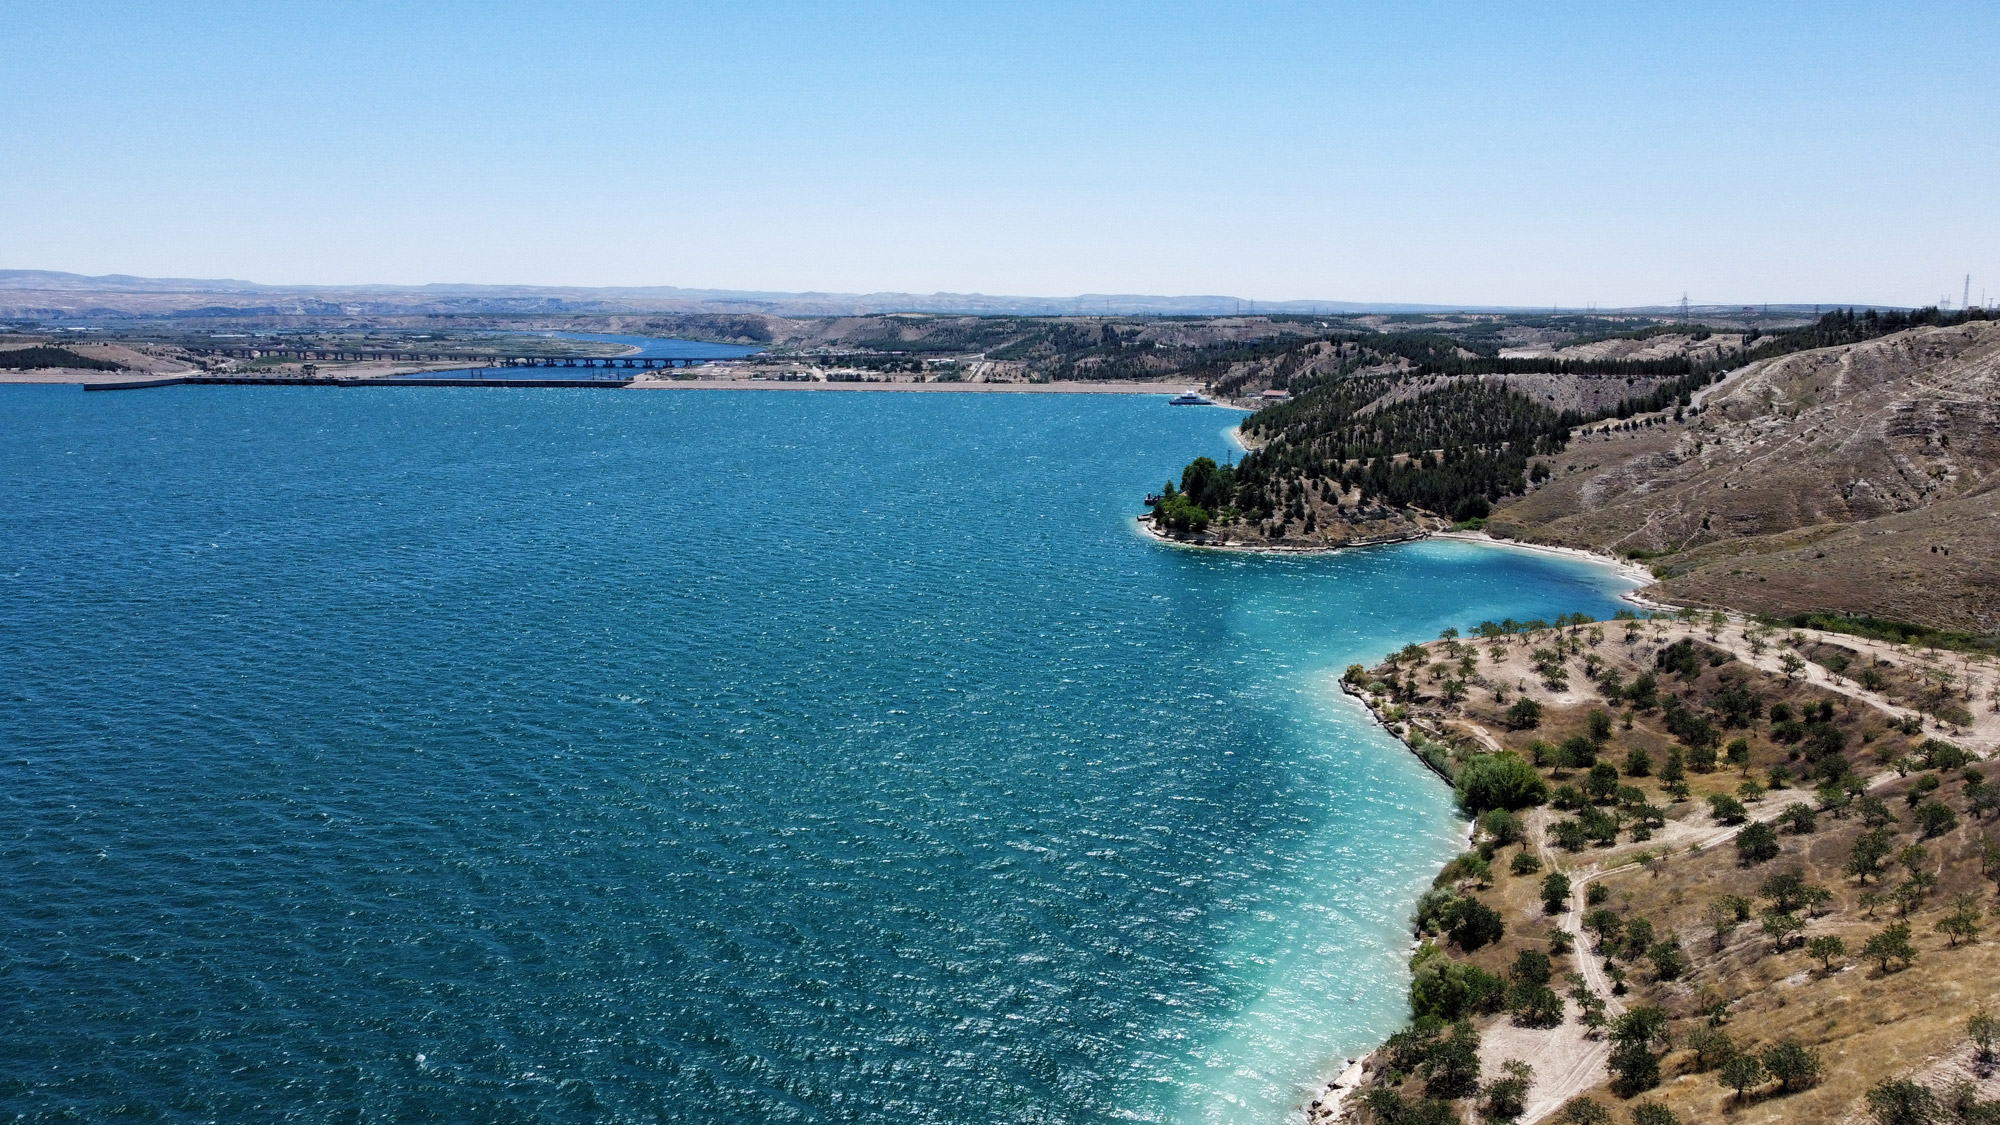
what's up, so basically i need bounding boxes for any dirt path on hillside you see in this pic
[1502,761,1906,1123]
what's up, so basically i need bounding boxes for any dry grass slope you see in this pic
[1490,322,2000,633]
[1329,612,2000,1125]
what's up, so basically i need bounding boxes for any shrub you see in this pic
[1555,1096,1612,1125]
[1970,1009,1999,1065]
[1865,1077,1940,1125]
[1436,851,1493,888]
[1630,1103,1681,1125]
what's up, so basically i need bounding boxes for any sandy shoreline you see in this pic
[1428,530,1661,592]
[1136,517,1664,601]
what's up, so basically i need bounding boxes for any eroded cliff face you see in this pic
[1491,321,2000,631]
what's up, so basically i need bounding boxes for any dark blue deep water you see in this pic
[0,386,1636,1123]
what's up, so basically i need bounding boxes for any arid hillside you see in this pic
[1491,322,2000,632]
[1329,613,1999,1125]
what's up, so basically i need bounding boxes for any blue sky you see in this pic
[2,1,1995,307]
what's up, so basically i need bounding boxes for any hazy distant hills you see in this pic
[0,270,1833,321]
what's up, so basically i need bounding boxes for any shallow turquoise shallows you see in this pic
[0,386,1637,1123]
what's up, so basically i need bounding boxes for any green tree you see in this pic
[1935,894,1983,947]
[1620,917,1656,959]
[1608,1007,1671,1096]
[1587,709,1614,743]
[1423,1019,1482,1099]
[1684,1025,1734,1072]
[1539,872,1572,915]
[1449,897,1505,951]
[1623,746,1652,777]
[1780,802,1818,834]
[1481,1058,1534,1123]
[1584,907,1624,950]
[1708,793,1748,825]
[1506,697,1543,729]
[1807,934,1846,973]
[1736,821,1781,865]
[1479,807,1525,847]
[1760,908,1804,951]
[1914,800,1958,838]
[1586,761,1621,803]
[1760,1039,1823,1093]
[1719,1051,1766,1101]
[1457,752,1550,813]
[1863,922,1917,971]
[1846,826,1895,882]
[1759,869,1810,911]
[1648,939,1688,981]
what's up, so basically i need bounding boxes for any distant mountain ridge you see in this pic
[0,270,1847,320]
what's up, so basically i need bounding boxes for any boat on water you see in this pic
[1168,392,1213,405]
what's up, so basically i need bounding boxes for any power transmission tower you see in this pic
[1680,293,1690,323]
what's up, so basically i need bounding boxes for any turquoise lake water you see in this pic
[0,386,1638,1123]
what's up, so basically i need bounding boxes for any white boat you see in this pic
[1168,392,1212,405]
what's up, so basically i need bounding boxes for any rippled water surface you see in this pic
[0,386,1637,1123]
